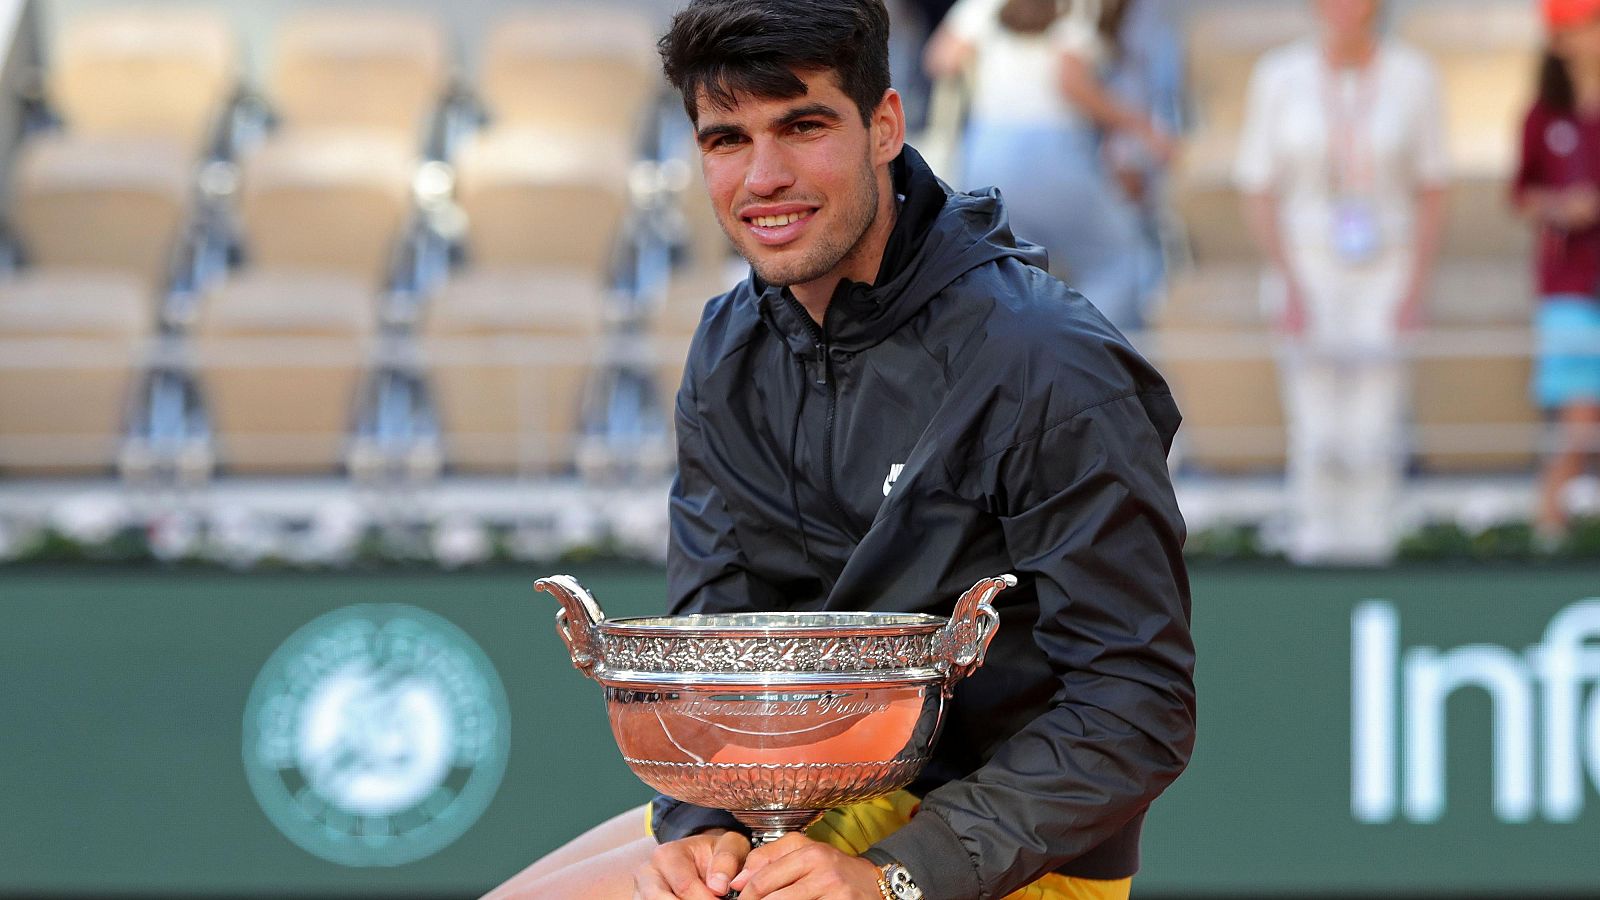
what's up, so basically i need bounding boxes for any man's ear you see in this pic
[870,88,906,167]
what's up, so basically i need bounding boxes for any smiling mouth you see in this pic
[740,208,817,246]
[747,211,810,228]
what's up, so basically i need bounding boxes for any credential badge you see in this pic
[243,604,510,867]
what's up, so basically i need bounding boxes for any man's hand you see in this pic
[727,834,884,899]
[632,829,751,900]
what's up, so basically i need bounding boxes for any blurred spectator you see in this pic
[1105,0,1185,308]
[888,0,961,130]
[1235,0,1449,565]
[925,0,1173,331]
[1515,0,1600,544]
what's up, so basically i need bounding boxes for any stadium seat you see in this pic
[1184,3,1316,143]
[0,272,149,474]
[236,131,415,282]
[420,270,608,474]
[194,273,373,473]
[675,154,733,271]
[1399,1,1539,262]
[479,7,660,141]
[1413,261,1541,471]
[1441,176,1535,260]
[1155,264,1287,472]
[1397,0,1540,178]
[10,133,192,290]
[1172,4,1313,267]
[453,128,631,271]
[49,8,238,153]
[269,9,448,143]
[651,263,741,413]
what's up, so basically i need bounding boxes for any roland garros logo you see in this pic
[243,605,510,866]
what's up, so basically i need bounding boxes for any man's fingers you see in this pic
[704,832,751,896]
[647,843,720,900]
[747,885,824,900]
[729,834,808,890]
[734,841,833,899]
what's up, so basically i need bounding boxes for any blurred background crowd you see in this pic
[0,0,1593,570]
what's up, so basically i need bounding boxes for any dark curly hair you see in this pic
[658,0,892,126]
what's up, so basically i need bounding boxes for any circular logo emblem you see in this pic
[243,605,510,867]
[1547,119,1581,158]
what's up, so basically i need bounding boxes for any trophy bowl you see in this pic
[537,574,1014,845]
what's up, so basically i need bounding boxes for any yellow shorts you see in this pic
[650,792,1131,900]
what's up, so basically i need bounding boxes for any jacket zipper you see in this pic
[786,294,855,534]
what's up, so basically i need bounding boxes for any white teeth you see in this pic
[752,212,805,228]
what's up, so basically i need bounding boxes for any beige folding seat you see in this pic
[675,153,733,271]
[270,9,448,142]
[480,8,660,141]
[1185,4,1316,143]
[1412,261,1541,472]
[651,263,743,412]
[236,132,415,283]
[1398,1,1540,178]
[1398,2,1540,262]
[420,270,608,474]
[1169,157,1257,266]
[1440,176,1534,260]
[194,273,372,473]
[0,273,149,474]
[454,128,631,272]
[1154,264,1286,472]
[49,8,237,153]
[10,133,191,291]
[1173,5,1313,268]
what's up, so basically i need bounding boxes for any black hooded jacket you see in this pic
[653,146,1196,899]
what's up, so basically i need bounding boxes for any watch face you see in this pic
[887,865,924,900]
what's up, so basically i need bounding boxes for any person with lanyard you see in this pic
[482,1,1195,898]
[1235,0,1449,565]
[1514,0,1600,547]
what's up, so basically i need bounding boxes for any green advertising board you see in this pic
[0,564,1596,897]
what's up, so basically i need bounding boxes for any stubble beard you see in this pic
[729,159,880,288]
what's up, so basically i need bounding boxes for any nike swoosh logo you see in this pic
[882,464,905,497]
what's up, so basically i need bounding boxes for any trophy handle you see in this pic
[936,574,1015,686]
[536,575,607,677]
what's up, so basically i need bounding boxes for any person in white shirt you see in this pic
[925,0,1174,331]
[1234,0,1449,564]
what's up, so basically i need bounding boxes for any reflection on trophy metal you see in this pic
[537,573,1014,847]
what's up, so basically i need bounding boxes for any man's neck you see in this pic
[1323,33,1377,70]
[789,187,900,325]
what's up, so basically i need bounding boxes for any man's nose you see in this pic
[743,140,795,197]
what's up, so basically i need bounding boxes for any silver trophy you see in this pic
[538,573,1013,845]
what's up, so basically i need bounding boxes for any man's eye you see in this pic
[792,121,822,134]
[706,134,745,150]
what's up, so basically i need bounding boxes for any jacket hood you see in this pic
[755,144,1046,357]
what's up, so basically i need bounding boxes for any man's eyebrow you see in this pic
[773,103,843,128]
[696,122,745,143]
[696,103,844,144]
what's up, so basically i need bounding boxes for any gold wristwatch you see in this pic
[877,862,925,900]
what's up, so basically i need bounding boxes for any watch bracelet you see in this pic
[875,864,898,900]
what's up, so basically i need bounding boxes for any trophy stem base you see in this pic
[730,808,825,847]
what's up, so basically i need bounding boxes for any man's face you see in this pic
[693,69,901,290]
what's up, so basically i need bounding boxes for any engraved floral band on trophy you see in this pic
[537,573,1014,846]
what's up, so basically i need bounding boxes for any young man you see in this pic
[485,1,1194,898]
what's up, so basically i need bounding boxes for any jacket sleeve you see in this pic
[866,391,1197,899]
[653,377,777,844]
[666,383,787,617]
